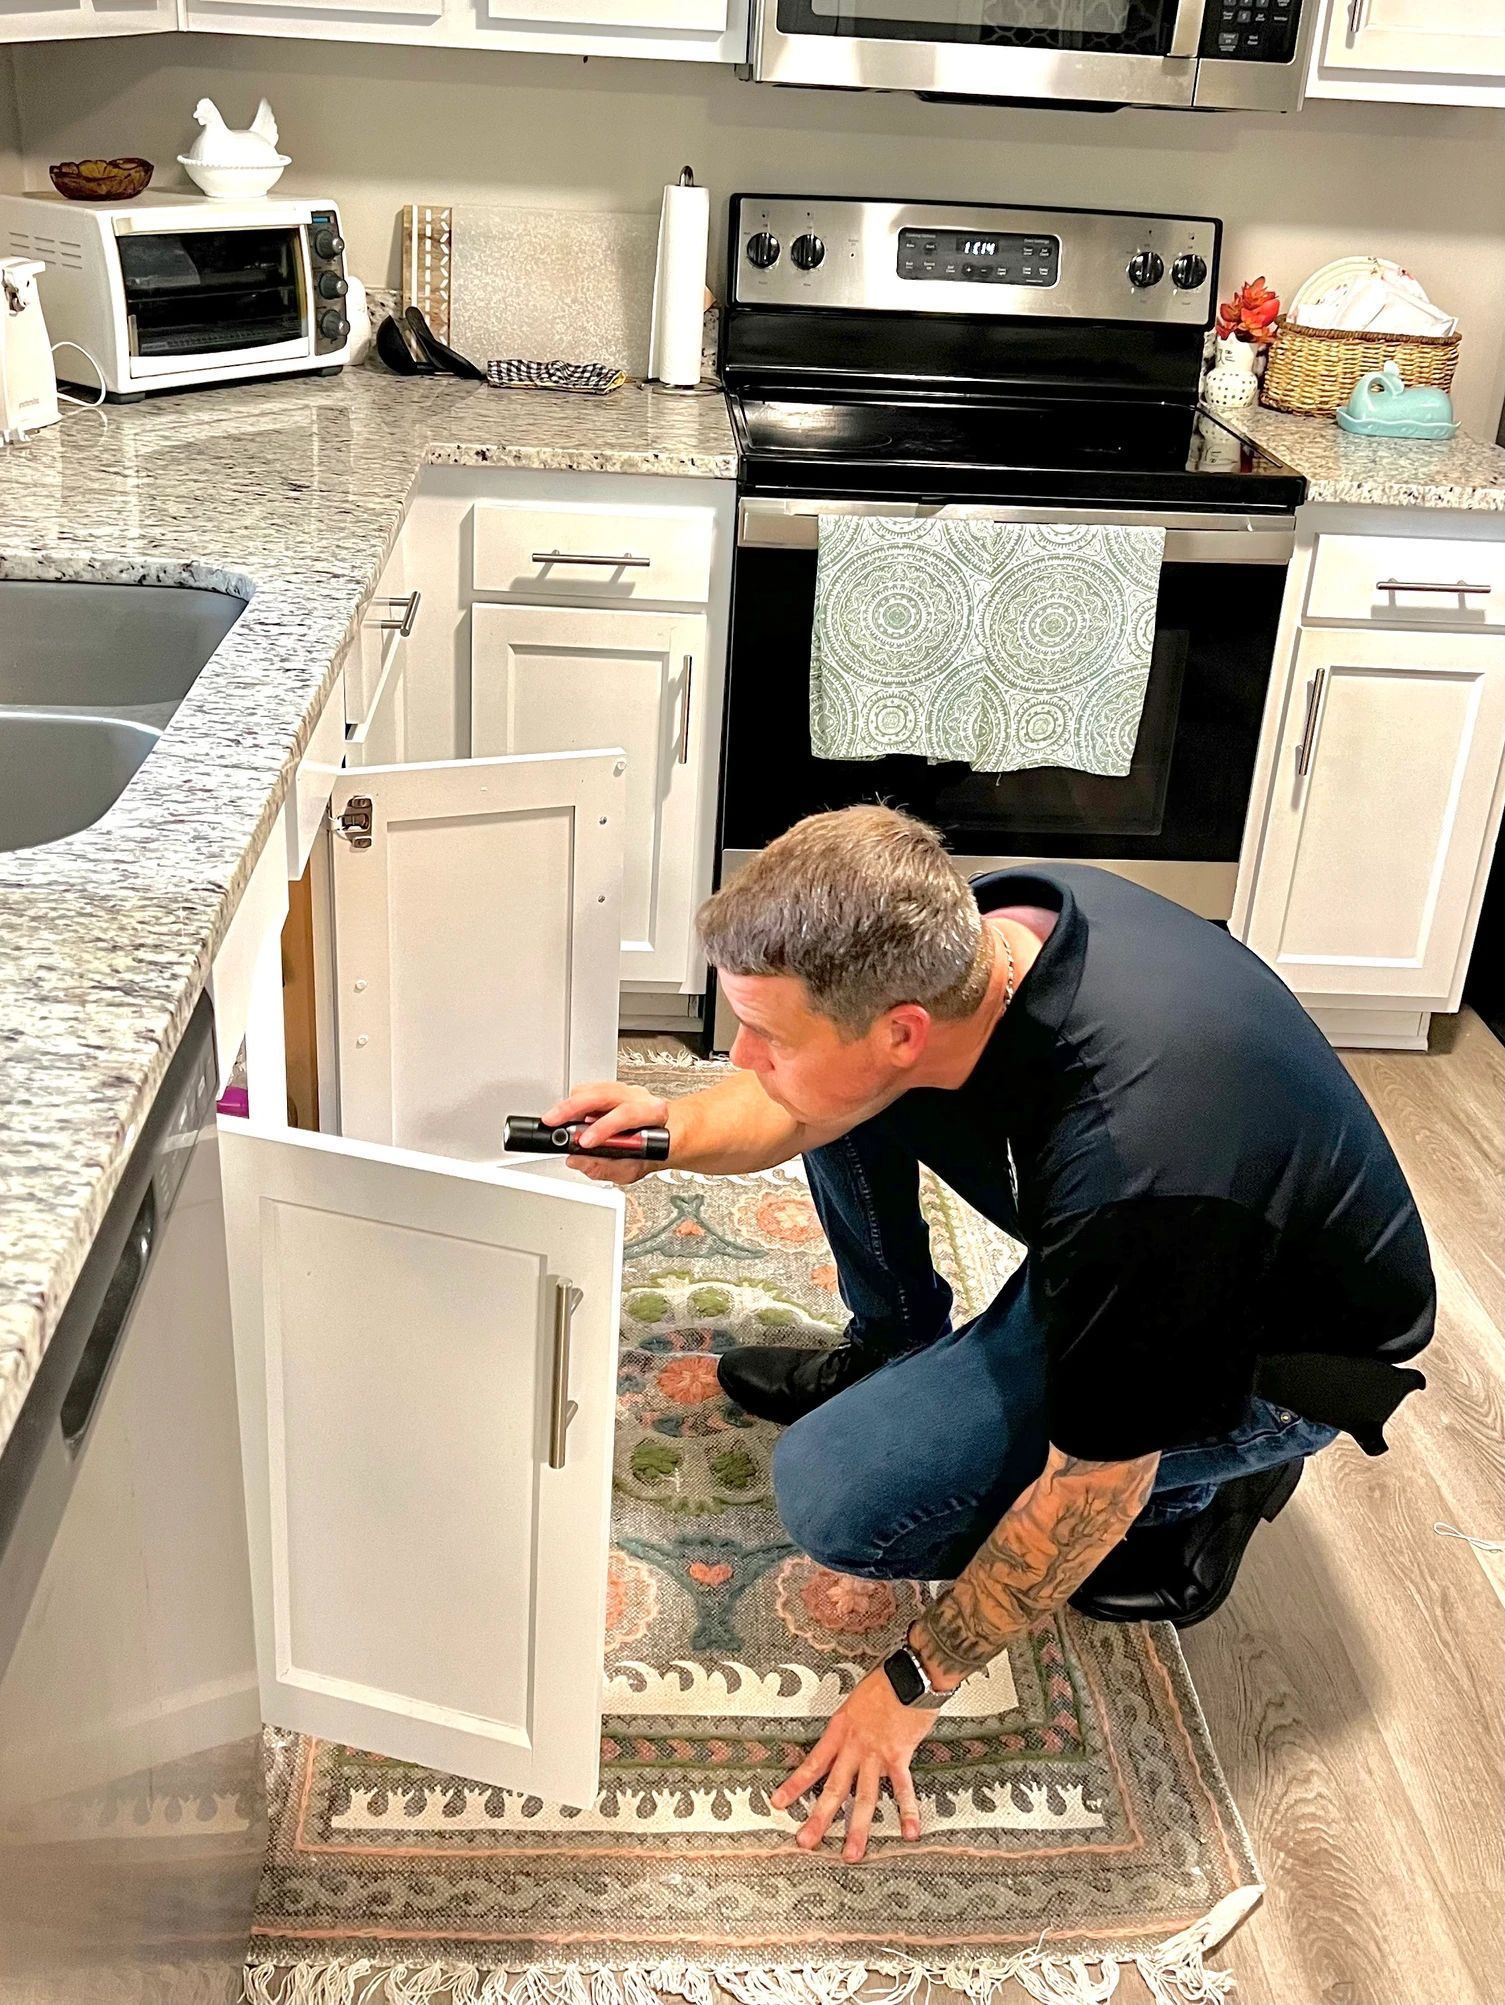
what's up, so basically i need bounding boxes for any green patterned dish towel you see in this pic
[810,514,1166,776]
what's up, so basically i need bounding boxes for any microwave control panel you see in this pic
[309,208,350,354]
[1201,0,1300,62]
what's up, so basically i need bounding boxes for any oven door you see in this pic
[116,224,311,381]
[720,497,1294,924]
[751,0,1210,105]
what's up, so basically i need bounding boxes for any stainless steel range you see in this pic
[713,194,1303,1048]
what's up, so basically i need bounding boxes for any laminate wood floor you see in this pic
[626,1012,1505,2005]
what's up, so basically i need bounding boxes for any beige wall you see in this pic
[8,31,1505,434]
[0,50,24,184]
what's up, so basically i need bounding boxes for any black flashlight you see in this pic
[503,1115,671,1162]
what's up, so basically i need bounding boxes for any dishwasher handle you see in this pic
[60,1182,156,1452]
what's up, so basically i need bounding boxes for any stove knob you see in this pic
[1127,249,1165,289]
[1171,252,1208,291]
[790,232,826,272]
[316,271,349,299]
[746,230,781,270]
[319,309,350,341]
[312,226,345,261]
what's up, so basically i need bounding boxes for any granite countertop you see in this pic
[1218,402,1505,511]
[0,367,736,1459]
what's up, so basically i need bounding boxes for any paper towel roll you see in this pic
[650,173,710,389]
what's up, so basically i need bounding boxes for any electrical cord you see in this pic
[51,339,108,411]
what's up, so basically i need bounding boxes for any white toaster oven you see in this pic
[0,189,353,399]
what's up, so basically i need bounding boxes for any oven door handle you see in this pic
[736,498,1296,565]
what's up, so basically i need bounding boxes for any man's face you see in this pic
[719,970,919,1124]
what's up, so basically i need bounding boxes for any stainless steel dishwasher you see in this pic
[0,996,266,2004]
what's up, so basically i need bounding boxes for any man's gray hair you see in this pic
[697,805,989,1036]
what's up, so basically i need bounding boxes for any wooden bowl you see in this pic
[49,158,154,202]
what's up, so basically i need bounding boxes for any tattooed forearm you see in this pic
[911,1445,1160,1686]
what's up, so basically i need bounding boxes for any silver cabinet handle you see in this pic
[678,652,694,765]
[548,1279,583,1470]
[531,550,651,570]
[1169,0,1208,58]
[1295,668,1327,779]
[1376,578,1493,597]
[372,589,421,635]
[1347,0,1365,34]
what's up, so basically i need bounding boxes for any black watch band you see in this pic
[882,1643,950,1710]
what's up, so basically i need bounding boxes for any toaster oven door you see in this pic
[117,226,310,380]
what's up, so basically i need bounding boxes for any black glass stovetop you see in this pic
[729,388,1303,510]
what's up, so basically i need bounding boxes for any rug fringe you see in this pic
[244,1897,1263,2005]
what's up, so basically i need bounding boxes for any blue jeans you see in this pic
[771,1110,1337,1581]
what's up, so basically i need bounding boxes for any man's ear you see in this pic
[885,1003,933,1071]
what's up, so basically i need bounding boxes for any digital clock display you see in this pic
[959,238,998,257]
[896,227,1060,286]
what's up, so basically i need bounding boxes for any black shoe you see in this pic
[716,1342,885,1426]
[1068,1457,1304,1630]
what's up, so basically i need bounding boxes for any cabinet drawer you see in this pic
[1306,533,1505,629]
[471,499,714,604]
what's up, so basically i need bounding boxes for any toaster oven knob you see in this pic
[319,309,350,340]
[313,227,345,261]
[790,232,825,272]
[316,270,349,299]
[746,230,781,270]
[1126,249,1165,289]
[1171,252,1208,291]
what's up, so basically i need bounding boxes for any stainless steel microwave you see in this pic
[749,0,1316,111]
[0,190,352,400]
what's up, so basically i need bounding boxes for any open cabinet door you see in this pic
[329,748,624,1160]
[219,1123,624,1809]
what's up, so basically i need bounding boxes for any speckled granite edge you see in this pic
[1213,402,1505,512]
[0,370,737,1458]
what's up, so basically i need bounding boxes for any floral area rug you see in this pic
[248,1059,1261,2005]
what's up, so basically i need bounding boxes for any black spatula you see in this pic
[404,306,486,382]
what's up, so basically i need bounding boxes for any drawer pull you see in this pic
[548,1279,583,1470]
[372,589,422,635]
[1296,668,1326,780]
[531,550,651,570]
[1376,578,1493,598]
[1347,0,1364,33]
[679,652,694,765]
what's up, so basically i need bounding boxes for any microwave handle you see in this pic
[1168,0,1209,59]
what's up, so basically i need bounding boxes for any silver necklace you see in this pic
[997,923,1017,1016]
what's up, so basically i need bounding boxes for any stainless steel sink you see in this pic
[0,712,161,851]
[0,580,245,729]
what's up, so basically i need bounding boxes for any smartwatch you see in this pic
[882,1641,951,1710]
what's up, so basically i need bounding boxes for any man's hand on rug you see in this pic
[771,1665,936,1862]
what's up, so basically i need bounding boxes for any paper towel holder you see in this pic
[649,164,720,396]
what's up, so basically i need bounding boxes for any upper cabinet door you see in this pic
[219,1121,623,1809]
[1242,626,1505,1008]
[0,0,175,42]
[329,749,624,1161]
[1312,0,1505,97]
[472,605,707,988]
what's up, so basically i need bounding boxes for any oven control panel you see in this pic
[732,197,1218,327]
[309,206,350,355]
[897,228,1060,288]
[1201,0,1301,63]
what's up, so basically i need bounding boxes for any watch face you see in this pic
[883,1646,928,1707]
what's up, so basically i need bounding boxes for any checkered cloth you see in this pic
[485,359,627,395]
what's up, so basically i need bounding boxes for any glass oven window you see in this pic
[722,548,1287,864]
[777,0,1171,54]
[118,228,304,358]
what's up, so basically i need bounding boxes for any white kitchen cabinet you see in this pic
[472,604,708,987]
[1240,623,1505,1018]
[220,1122,622,1807]
[0,0,174,43]
[1308,0,1505,104]
[180,0,747,62]
[221,727,628,1808]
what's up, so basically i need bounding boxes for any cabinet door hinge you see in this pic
[331,796,374,849]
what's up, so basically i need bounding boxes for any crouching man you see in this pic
[547,806,1433,1860]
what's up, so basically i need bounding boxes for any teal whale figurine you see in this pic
[1336,360,1458,440]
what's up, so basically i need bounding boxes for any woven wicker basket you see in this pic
[1260,316,1461,415]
